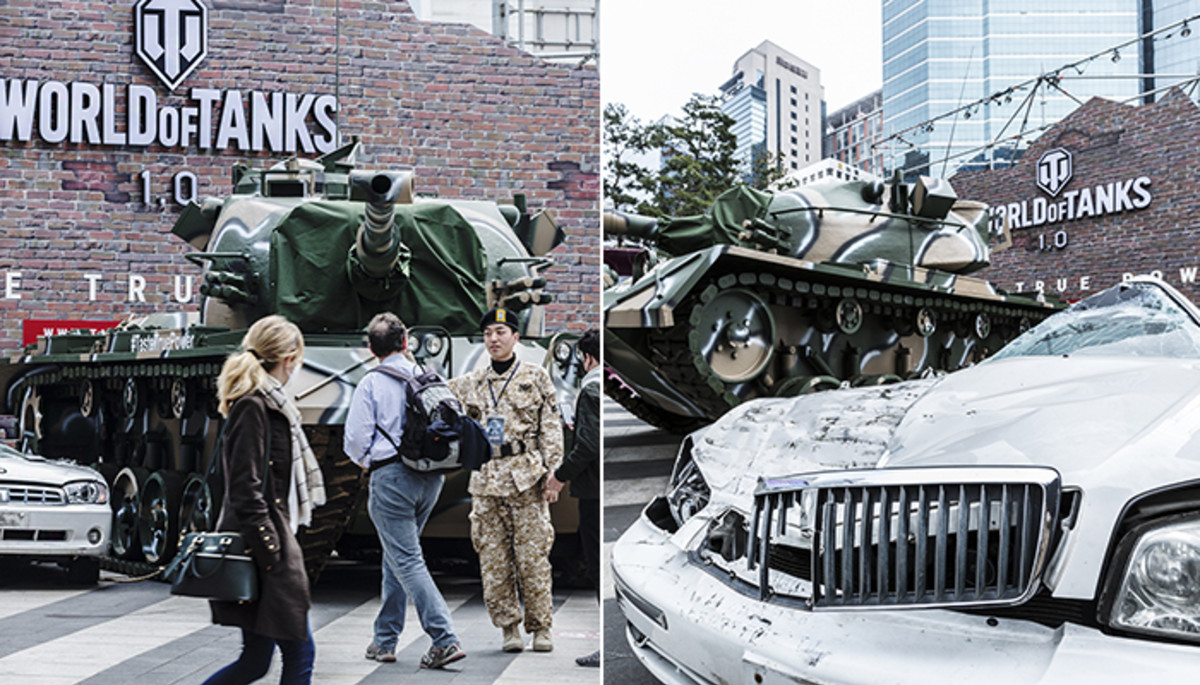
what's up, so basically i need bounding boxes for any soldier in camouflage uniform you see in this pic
[448,307,563,653]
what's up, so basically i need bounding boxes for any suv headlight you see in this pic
[667,437,710,527]
[64,480,109,505]
[1108,517,1200,640]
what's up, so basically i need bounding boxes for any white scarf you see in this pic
[262,378,327,533]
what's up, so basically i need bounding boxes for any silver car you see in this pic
[613,276,1200,684]
[0,444,110,584]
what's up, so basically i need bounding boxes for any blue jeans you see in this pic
[202,622,314,685]
[368,462,458,650]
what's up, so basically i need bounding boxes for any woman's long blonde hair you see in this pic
[217,315,304,417]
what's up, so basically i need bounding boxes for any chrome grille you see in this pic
[749,467,1061,611]
[0,483,65,505]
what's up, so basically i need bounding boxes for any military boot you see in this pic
[502,624,523,653]
[532,628,553,652]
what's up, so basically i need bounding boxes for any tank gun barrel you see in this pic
[603,211,659,242]
[349,170,414,279]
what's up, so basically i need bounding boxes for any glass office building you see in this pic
[881,0,1141,178]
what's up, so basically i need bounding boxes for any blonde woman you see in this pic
[204,315,326,685]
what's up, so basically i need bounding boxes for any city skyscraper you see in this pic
[880,0,1142,179]
[719,40,824,178]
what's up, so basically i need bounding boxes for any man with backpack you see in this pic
[344,312,466,670]
[448,307,564,653]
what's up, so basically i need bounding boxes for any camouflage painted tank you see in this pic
[604,174,1062,432]
[0,141,580,580]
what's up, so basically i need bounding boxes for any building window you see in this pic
[791,98,797,106]
[790,112,797,119]
[791,124,797,132]
[791,85,797,94]
[791,161,798,169]
[791,148,798,157]
[791,136,797,144]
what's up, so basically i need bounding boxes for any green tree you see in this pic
[642,94,741,217]
[602,95,743,219]
[602,103,651,212]
[747,148,797,191]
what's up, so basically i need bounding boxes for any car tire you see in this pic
[65,557,100,585]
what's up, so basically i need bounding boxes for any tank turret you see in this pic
[604,174,1061,433]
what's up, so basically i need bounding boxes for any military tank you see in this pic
[604,173,1062,433]
[0,141,580,581]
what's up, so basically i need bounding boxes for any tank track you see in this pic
[645,270,1051,422]
[12,361,363,587]
[603,374,705,435]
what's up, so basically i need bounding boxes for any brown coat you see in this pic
[209,392,311,642]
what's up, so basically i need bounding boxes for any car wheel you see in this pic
[65,557,100,585]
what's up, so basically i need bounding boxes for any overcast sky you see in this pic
[601,0,883,122]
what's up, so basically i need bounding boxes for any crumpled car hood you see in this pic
[0,449,100,486]
[690,353,1200,597]
[883,356,1200,484]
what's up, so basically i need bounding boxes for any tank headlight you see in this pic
[64,480,108,505]
[667,438,710,527]
[554,340,573,364]
[423,334,445,357]
[409,335,422,355]
[1109,518,1200,640]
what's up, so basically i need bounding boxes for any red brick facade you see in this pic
[0,0,599,350]
[952,90,1200,304]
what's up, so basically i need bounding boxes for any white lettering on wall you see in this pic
[0,78,337,154]
[129,274,146,303]
[5,271,20,299]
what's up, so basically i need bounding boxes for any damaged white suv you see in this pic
[613,277,1200,684]
[0,444,110,584]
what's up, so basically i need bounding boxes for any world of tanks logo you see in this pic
[134,0,209,92]
[1036,147,1072,197]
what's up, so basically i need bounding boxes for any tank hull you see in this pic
[604,244,1060,430]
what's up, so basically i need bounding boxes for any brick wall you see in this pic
[0,0,599,350]
[951,90,1200,304]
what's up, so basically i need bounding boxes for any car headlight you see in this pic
[63,480,108,505]
[1109,518,1200,640]
[667,437,710,527]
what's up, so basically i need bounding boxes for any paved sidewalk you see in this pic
[0,560,599,685]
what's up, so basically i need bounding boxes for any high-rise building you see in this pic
[824,90,885,178]
[408,0,597,64]
[1141,1,1200,102]
[719,40,824,178]
[881,1,1141,179]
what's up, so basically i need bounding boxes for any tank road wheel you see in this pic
[178,474,216,539]
[79,379,96,419]
[836,298,863,335]
[120,378,143,419]
[692,288,776,384]
[974,313,992,340]
[19,387,43,453]
[915,307,937,337]
[167,378,194,420]
[110,467,149,560]
[139,470,184,564]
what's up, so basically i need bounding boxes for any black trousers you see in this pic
[578,496,600,602]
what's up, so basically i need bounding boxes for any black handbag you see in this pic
[165,413,271,602]
[165,531,259,602]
